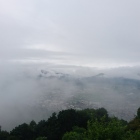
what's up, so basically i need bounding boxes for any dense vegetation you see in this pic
[0,107,140,140]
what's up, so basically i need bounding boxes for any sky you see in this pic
[0,0,140,130]
[0,0,140,68]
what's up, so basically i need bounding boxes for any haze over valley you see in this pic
[1,63,140,130]
[0,0,140,131]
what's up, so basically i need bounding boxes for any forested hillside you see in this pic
[0,107,140,140]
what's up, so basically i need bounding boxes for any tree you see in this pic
[36,137,47,140]
[137,107,140,119]
[30,120,36,128]
[127,108,140,131]
[7,136,20,140]
[35,120,47,137]
[95,108,108,121]
[62,132,83,140]
[62,126,86,140]
[10,123,33,140]
[0,130,9,140]
[62,117,127,140]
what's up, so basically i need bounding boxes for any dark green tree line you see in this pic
[0,107,140,140]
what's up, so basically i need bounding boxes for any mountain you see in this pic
[36,69,140,121]
[38,69,70,79]
[1,67,140,131]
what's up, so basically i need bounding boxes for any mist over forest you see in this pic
[0,63,140,131]
[0,0,140,135]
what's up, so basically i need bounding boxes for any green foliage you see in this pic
[7,136,20,140]
[10,123,34,140]
[86,117,126,140]
[77,109,95,127]
[137,107,140,119]
[127,118,140,131]
[62,132,83,140]
[72,126,86,134]
[30,120,36,128]
[62,126,86,140]
[62,117,129,140]
[45,112,59,140]
[134,130,140,140]
[0,130,9,140]
[96,108,108,118]
[35,120,47,137]
[127,107,140,131]
[1,107,140,140]
[36,136,47,140]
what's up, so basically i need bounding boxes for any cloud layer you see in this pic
[0,0,140,67]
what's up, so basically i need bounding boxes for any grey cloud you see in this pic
[1,0,140,132]
[0,0,140,67]
[0,63,140,130]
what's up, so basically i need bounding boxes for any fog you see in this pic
[0,0,140,67]
[0,0,140,131]
[0,63,140,130]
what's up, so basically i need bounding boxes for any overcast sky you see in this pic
[0,0,140,68]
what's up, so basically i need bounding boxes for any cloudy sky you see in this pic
[0,0,140,68]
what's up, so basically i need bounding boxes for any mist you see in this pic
[0,0,140,131]
[0,62,140,130]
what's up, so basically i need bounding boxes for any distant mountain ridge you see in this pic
[35,69,140,122]
[39,69,70,79]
